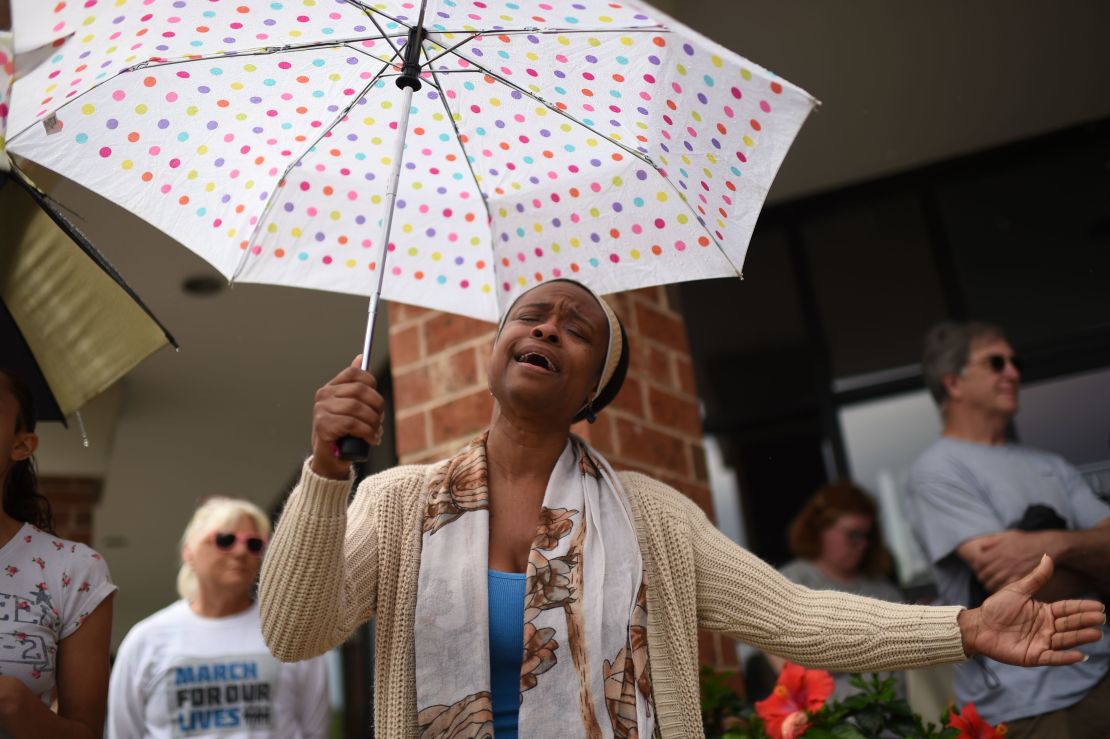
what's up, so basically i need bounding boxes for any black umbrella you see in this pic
[1,168,176,422]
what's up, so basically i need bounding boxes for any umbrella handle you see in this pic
[336,284,383,465]
[337,436,370,463]
[333,25,425,467]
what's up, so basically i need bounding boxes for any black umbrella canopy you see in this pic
[0,170,176,422]
[0,292,62,421]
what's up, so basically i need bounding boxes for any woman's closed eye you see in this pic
[565,324,591,341]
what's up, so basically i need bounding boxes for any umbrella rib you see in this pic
[6,38,406,145]
[423,34,482,67]
[422,67,494,230]
[346,42,404,68]
[431,26,738,260]
[420,26,660,69]
[342,0,415,36]
[374,65,731,260]
[430,54,655,170]
[232,60,394,280]
[125,37,405,70]
[362,7,406,58]
[427,26,665,37]
[426,66,732,261]
[379,25,666,72]
[420,26,665,67]
[7,73,122,145]
[7,163,181,347]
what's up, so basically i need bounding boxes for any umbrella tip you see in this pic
[76,411,90,448]
[182,274,225,297]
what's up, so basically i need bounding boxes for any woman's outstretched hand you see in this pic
[958,553,1106,666]
[310,355,385,480]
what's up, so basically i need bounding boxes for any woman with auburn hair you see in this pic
[0,369,116,739]
[777,483,906,699]
[107,497,328,739]
[259,279,1106,739]
[785,483,893,584]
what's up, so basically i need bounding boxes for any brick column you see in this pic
[389,287,739,678]
[38,477,102,545]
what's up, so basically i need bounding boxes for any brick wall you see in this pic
[388,287,739,678]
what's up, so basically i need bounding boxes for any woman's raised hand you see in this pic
[958,553,1106,666]
[309,356,385,479]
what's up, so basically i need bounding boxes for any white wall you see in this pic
[838,390,942,587]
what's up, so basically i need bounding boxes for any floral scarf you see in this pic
[414,432,654,738]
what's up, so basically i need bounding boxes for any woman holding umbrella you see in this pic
[259,279,1106,738]
[0,369,116,739]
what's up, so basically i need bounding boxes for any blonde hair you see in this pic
[176,497,271,602]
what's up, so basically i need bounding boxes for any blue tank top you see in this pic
[487,570,526,737]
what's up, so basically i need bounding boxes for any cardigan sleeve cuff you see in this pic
[295,457,355,518]
[916,604,969,664]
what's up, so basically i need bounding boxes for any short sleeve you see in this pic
[58,542,117,640]
[1056,457,1110,529]
[907,461,1003,565]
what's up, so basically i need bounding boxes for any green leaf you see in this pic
[887,716,920,737]
[840,694,872,711]
[848,673,869,690]
[855,708,884,734]
[830,725,868,739]
[805,729,838,739]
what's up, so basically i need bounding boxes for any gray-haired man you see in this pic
[907,321,1110,738]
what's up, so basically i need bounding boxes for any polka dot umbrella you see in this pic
[6,0,816,455]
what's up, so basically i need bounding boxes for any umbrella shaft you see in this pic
[359,83,416,371]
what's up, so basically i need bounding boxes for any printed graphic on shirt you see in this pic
[166,654,281,737]
[0,630,52,679]
[0,582,59,679]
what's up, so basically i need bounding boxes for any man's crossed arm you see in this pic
[958,519,1110,600]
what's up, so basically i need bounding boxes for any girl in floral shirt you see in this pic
[0,370,116,738]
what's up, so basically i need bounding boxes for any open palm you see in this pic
[966,554,1106,666]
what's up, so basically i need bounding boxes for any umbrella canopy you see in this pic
[0,175,177,421]
[2,15,175,422]
[7,0,816,323]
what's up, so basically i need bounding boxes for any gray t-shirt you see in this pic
[778,559,906,701]
[907,437,1110,723]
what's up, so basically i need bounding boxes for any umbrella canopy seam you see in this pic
[233,59,395,281]
[423,66,495,229]
[423,43,731,264]
[4,38,409,146]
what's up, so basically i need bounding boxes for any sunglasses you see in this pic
[834,527,872,545]
[210,531,266,555]
[971,353,1024,374]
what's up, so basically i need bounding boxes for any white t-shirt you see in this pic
[107,600,328,739]
[0,523,116,700]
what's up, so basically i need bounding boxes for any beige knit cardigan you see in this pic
[259,461,967,738]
